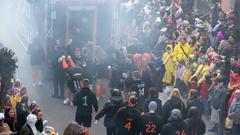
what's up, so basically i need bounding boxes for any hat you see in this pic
[20,87,27,96]
[43,126,58,135]
[11,88,18,96]
[148,101,157,111]
[26,114,37,125]
[216,32,224,40]
[0,113,4,120]
[183,20,190,27]
[169,109,182,120]
[189,54,195,61]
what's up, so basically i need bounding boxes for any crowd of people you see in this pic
[4,0,240,135]
[73,0,239,134]
[0,79,60,135]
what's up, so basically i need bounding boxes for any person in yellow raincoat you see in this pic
[10,89,22,109]
[189,37,200,54]
[173,36,191,64]
[183,54,198,84]
[162,45,174,85]
[190,56,210,86]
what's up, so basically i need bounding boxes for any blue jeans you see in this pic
[232,123,240,135]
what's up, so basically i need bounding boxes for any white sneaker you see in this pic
[70,101,74,106]
[63,97,70,105]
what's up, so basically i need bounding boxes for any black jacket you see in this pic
[50,47,66,77]
[149,61,166,92]
[35,119,43,133]
[95,96,123,128]
[162,97,186,124]
[20,124,34,135]
[142,113,163,135]
[114,106,143,135]
[130,80,146,109]
[162,119,187,135]
[184,118,206,135]
[186,97,203,116]
[73,87,98,117]
[16,103,29,133]
[143,96,162,115]
[4,109,15,132]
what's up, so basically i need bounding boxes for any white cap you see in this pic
[0,113,4,120]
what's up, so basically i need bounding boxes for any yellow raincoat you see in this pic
[183,55,198,85]
[162,45,174,84]
[10,94,21,114]
[173,42,190,64]
[191,64,209,85]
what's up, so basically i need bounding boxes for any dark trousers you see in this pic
[53,74,65,98]
[68,79,81,94]
[76,115,92,128]
[106,127,115,135]
[232,123,240,135]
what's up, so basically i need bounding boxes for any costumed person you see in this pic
[190,56,210,109]
[162,45,174,85]
[173,33,190,64]
[60,48,83,105]
[20,114,38,135]
[10,86,27,117]
[32,107,44,133]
